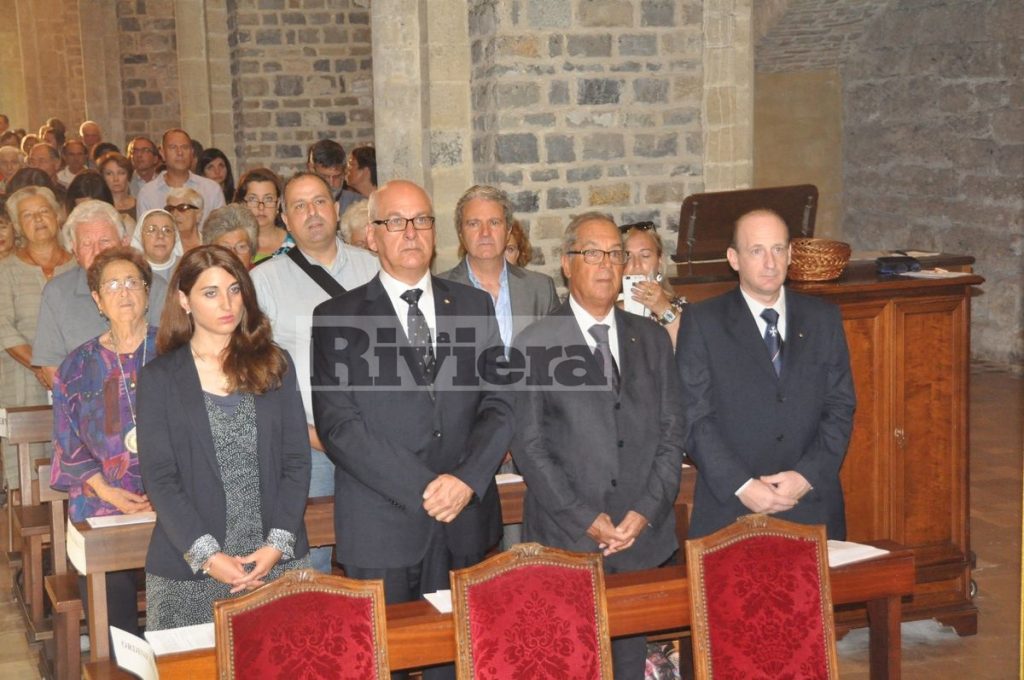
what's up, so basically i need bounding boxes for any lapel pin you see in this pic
[798,332,804,338]
[444,298,451,304]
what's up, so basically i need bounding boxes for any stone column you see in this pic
[702,0,754,191]
[79,2,126,146]
[370,0,475,269]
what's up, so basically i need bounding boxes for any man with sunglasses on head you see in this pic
[512,211,685,680]
[311,180,514,680]
[32,201,168,388]
[135,128,224,226]
[251,171,379,574]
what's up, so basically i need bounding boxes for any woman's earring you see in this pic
[655,272,664,283]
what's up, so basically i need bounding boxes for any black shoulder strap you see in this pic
[286,246,346,298]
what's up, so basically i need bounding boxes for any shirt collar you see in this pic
[739,285,787,321]
[379,268,433,300]
[568,294,617,334]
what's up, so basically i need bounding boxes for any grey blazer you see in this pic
[512,302,686,572]
[677,286,856,540]
[137,346,312,580]
[439,259,559,339]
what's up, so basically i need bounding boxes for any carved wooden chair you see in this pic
[213,569,389,679]
[450,542,613,680]
[685,514,839,680]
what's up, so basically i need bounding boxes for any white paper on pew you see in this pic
[901,270,972,279]
[87,511,157,529]
[425,590,452,613]
[496,473,523,485]
[827,540,889,568]
[145,622,216,656]
[66,519,87,574]
[0,408,7,437]
[111,626,159,680]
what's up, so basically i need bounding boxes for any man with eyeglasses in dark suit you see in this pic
[311,179,515,680]
[513,211,686,680]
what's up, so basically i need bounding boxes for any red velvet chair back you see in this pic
[450,542,613,680]
[213,569,389,679]
[685,514,839,680]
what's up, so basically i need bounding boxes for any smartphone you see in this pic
[622,274,647,316]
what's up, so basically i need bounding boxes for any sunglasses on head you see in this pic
[619,221,656,234]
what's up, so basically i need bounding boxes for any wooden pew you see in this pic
[4,405,55,640]
[83,545,915,680]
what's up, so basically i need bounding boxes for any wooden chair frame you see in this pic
[213,569,390,680]
[450,542,614,680]
[685,514,839,680]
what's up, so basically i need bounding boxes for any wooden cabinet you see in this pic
[673,256,982,635]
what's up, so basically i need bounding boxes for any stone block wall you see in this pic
[841,0,1023,365]
[468,0,706,270]
[118,0,183,141]
[227,0,374,175]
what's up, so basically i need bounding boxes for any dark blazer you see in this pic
[512,302,686,572]
[310,275,516,569]
[677,286,856,540]
[137,346,312,580]
[440,258,560,339]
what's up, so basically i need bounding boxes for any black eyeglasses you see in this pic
[371,216,436,232]
[566,249,631,265]
[619,221,656,234]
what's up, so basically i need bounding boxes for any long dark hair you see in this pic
[196,148,235,203]
[157,245,286,393]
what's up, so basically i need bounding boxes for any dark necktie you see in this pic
[588,323,620,392]
[400,288,435,381]
[761,308,783,376]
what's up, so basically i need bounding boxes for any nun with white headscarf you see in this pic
[131,209,182,280]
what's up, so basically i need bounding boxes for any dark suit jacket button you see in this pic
[617,440,624,448]
[776,434,784,442]
[614,402,621,410]
[610,479,617,487]
[433,430,442,438]
[777,394,786,402]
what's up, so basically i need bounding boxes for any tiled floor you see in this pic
[0,367,1020,679]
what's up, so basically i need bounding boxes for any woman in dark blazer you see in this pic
[137,245,311,630]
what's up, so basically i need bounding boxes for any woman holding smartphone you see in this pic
[620,222,685,350]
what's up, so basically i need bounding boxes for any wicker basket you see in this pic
[788,237,852,281]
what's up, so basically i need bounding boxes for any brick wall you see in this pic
[468,0,706,270]
[227,0,374,175]
[118,0,182,141]
[842,0,1023,364]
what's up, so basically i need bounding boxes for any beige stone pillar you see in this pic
[79,2,126,146]
[0,0,29,128]
[174,0,235,164]
[702,0,754,191]
[370,0,475,270]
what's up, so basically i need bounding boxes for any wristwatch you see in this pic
[655,296,686,326]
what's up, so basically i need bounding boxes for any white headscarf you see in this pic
[132,208,183,277]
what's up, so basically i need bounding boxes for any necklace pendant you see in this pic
[125,426,138,453]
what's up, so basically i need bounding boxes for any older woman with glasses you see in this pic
[202,204,257,269]
[620,222,685,350]
[235,168,290,263]
[165,186,204,252]
[0,187,73,491]
[50,246,158,642]
[131,209,181,280]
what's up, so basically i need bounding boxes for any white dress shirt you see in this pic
[567,295,620,365]
[379,269,437,350]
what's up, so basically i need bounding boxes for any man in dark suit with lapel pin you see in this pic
[513,212,686,679]
[677,209,856,541]
[311,180,515,680]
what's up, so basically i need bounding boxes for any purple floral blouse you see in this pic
[50,327,158,522]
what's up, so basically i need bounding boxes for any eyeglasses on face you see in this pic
[244,195,278,209]
[100,277,147,293]
[619,221,656,234]
[566,249,630,265]
[371,215,436,232]
[165,204,199,213]
[142,224,175,237]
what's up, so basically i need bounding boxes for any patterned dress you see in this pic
[50,328,158,521]
[146,391,310,630]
